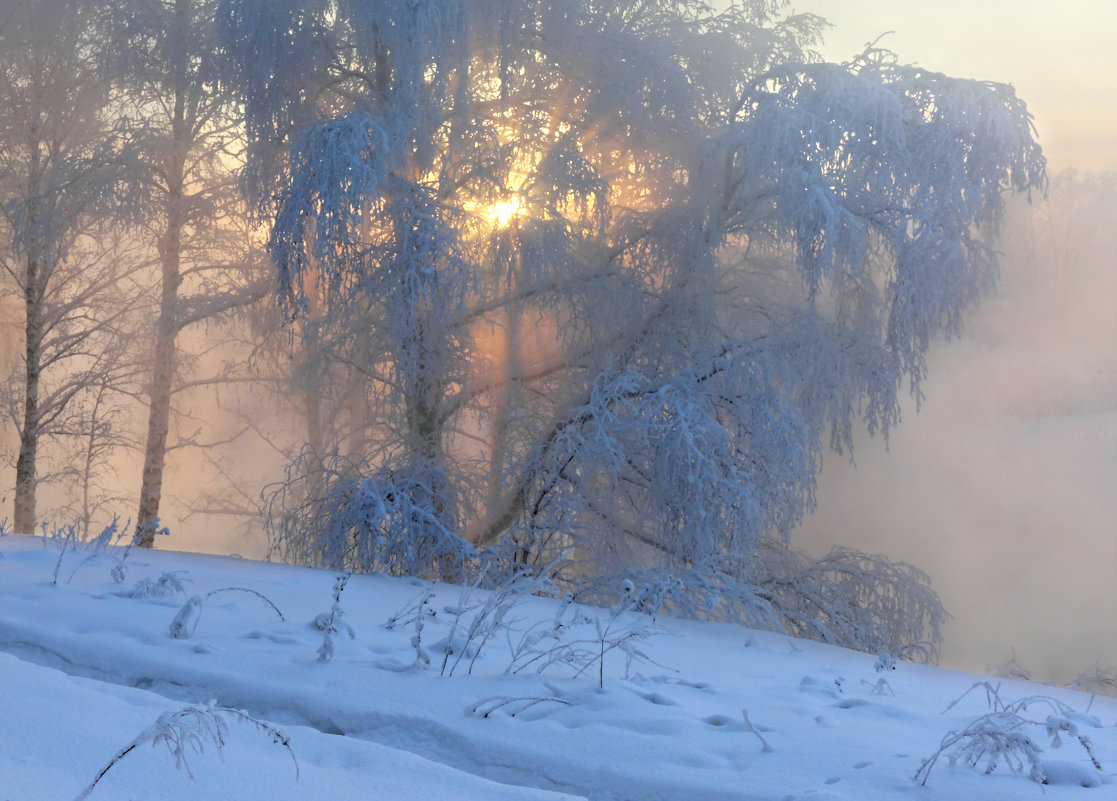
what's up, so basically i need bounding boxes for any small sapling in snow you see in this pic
[168,587,285,639]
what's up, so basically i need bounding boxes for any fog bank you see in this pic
[795,177,1117,680]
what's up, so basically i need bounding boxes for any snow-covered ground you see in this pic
[2,533,1115,800]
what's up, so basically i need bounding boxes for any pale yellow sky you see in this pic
[811,0,1117,172]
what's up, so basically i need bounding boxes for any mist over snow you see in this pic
[3,534,1117,801]
[795,176,1117,681]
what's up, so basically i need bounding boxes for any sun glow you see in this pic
[471,195,526,228]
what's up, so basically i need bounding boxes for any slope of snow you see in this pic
[1,533,1115,800]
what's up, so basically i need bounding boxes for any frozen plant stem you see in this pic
[75,703,298,800]
[112,518,169,584]
[169,587,285,639]
[443,555,565,678]
[317,570,354,662]
[915,682,1103,786]
[742,709,772,753]
[48,522,79,585]
[470,695,574,718]
[385,587,436,668]
[66,516,127,584]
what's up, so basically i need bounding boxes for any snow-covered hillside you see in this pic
[1,533,1114,800]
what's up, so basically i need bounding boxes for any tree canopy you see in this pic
[214,0,1043,629]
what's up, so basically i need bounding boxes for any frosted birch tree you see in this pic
[104,0,269,545]
[219,0,1044,610]
[0,0,138,534]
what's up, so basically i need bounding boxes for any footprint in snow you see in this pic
[702,712,775,738]
[631,690,679,707]
[703,714,741,729]
[833,698,870,709]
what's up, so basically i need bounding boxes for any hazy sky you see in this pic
[814,0,1117,172]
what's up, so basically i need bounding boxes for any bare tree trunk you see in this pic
[135,186,182,546]
[135,290,177,545]
[135,44,186,547]
[14,278,41,533]
[13,145,42,535]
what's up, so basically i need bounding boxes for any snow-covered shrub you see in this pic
[569,563,779,628]
[168,588,285,639]
[266,449,475,582]
[575,574,684,618]
[915,681,1103,786]
[1066,665,1117,699]
[76,702,297,799]
[747,542,948,662]
[314,570,355,662]
[915,710,1047,785]
[559,542,946,664]
[994,648,1035,682]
